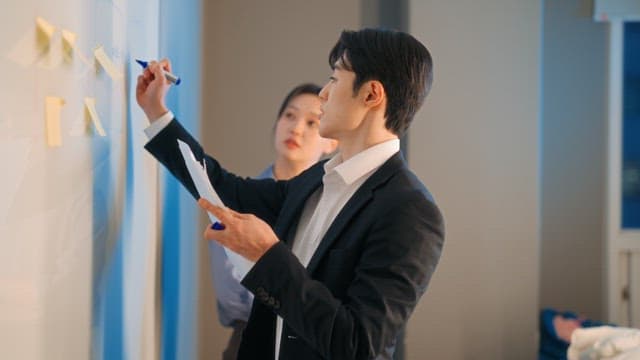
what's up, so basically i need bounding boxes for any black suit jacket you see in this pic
[145,119,444,360]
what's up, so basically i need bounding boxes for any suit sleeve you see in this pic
[144,118,286,225]
[241,190,445,359]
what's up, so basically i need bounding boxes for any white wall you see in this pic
[540,0,608,320]
[408,1,541,358]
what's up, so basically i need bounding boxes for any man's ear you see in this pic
[363,80,385,109]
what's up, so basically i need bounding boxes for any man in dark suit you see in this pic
[136,28,444,359]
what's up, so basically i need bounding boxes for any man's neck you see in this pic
[337,126,398,161]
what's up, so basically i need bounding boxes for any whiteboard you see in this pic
[0,1,161,359]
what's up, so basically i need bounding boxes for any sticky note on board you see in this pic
[45,96,65,147]
[83,97,106,136]
[61,29,76,54]
[94,45,123,80]
[58,29,92,68]
[7,17,55,68]
[60,29,76,63]
[35,17,55,43]
[61,29,76,48]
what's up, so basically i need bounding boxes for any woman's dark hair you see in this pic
[328,28,433,136]
[277,83,322,119]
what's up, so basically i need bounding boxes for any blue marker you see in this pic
[135,59,181,85]
[211,222,225,230]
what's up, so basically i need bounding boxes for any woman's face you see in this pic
[274,93,334,166]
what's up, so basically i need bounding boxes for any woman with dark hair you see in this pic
[209,83,337,360]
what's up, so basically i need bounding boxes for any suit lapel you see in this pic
[273,162,324,245]
[306,153,405,274]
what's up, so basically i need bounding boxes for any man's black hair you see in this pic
[329,28,433,135]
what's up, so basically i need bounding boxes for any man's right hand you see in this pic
[136,58,172,121]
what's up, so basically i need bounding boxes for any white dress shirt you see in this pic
[275,138,400,359]
[143,111,174,139]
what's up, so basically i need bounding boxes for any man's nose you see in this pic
[319,83,329,101]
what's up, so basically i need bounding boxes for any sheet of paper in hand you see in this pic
[177,139,254,279]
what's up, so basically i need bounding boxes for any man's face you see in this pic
[318,64,367,141]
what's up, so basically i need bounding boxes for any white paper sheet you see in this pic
[176,139,253,279]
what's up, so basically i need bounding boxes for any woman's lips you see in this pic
[284,139,300,149]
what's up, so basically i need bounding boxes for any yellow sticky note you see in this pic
[58,29,92,68]
[61,29,94,68]
[61,29,76,50]
[45,96,66,147]
[94,45,123,80]
[84,97,106,136]
[8,18,52,67]
[36,17,55,40]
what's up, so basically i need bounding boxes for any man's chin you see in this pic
[319,127,331,139]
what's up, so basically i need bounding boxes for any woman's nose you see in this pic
[290,118,304,134]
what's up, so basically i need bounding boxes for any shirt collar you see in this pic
[324,138,400,185]
[257,165,275,180]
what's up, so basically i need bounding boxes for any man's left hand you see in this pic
[198,198,279,262]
